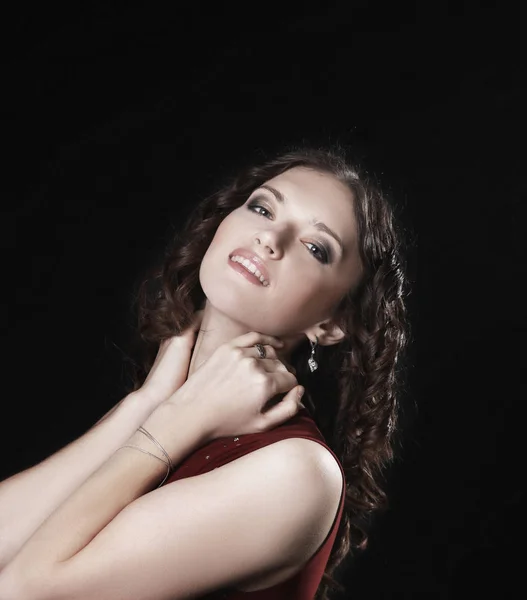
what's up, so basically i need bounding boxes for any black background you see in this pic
[2,2,524,598]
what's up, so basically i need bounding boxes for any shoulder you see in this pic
[234,436,344,544]
[228,436,343,492]
[214,436,343,562]
[268,437,344,521]
[251,437,344,566]
[262,437,343,494]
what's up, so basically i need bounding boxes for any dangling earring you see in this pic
[308,335,319,372]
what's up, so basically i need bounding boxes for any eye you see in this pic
[305,242,330,264]
[247,201,273,219]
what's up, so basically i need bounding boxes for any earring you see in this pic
[308,335,319,372]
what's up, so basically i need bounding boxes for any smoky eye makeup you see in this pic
[246,198,273,218]
[245,198,333,265]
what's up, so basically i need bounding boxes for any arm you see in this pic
[0,390,159,570]
[0,392,340,600]
[0,311,203,569]
[0,398,208,597]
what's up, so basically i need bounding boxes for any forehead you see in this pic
[264,167,353,205]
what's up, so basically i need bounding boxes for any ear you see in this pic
[305,318,346,347]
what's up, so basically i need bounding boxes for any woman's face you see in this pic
[199,167,361,336]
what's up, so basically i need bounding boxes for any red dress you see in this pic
[162,406,346,600]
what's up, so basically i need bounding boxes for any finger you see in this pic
[284,362,297,376]
[248,344,278,360]
[267,369,298,394]
[251,357,289,373]
[242,345,296,375]
[258,385,305,431]
[231,331,284,349]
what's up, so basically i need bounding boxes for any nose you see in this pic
[255,231,283,259]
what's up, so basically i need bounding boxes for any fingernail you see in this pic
[297,387,305,398]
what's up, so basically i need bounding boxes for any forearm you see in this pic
[0,399,205,593]
[0,390,159,569]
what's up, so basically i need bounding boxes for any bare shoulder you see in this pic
[285,437,342,475]
[271,438,344,535]
[228,436,343,502]
[229,437,344,592]
[264,437,343,495]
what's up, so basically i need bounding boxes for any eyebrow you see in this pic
[259,184,345,253]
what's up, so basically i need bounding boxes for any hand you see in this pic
[174,331,304,442]
[139,310,204,404]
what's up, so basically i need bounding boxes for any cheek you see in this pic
[206,215,240,253]
[200,238,225,289]
[202,219,234,264]
[198,220,247,300]
[302,289,336,318]
[272,279,337,329]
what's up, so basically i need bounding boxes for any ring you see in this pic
[255,343,266,359]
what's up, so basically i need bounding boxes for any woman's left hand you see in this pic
[173,331,305,443]
[139,310,204,404]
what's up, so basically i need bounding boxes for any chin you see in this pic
[200,263,253,320]
[199,257,291,334]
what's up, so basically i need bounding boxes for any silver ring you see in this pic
[255,343,266,359]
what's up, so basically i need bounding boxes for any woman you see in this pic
[0,146,410,599]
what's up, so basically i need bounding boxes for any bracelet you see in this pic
[137,426,174,472]
[119,445,171,488]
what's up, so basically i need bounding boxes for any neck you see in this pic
[187,300,303,378]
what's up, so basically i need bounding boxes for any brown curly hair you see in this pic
[125,146,411,600]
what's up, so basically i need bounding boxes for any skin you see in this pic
[189,166,362,376]
[0,167,363,599]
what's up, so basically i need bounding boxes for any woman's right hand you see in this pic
[172,331,303,441]
[138,310,204,405]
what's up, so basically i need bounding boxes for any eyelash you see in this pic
[246,201,331,264]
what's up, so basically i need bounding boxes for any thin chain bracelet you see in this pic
[137,426,174,472]
[119,444,171,488]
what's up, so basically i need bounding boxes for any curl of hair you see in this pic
[126,146,411,600]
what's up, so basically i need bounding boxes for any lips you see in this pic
[228,247,270,284]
